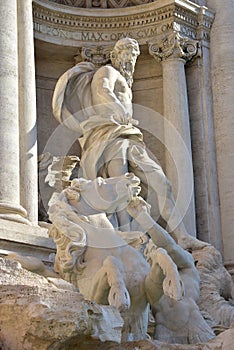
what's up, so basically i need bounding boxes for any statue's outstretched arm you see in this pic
[127,197,194,269]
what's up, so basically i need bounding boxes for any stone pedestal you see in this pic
[149,32,199,236]
[0,0,28,224]
[18,0,38,224]
[0,219,55,266]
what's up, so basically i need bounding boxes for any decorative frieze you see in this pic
[33,0,214,46]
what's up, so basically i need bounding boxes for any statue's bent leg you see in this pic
[106,139,132,230]
[144,242,184,306]
[90,255,130,312]
[128,143,208,250]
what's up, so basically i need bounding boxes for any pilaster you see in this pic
[186,42,222,251]
[207,0,234,273]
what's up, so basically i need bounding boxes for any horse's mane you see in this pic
[48,189,89,275]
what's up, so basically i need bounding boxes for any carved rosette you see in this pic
[148,31,201,63]
[74,45,111,66]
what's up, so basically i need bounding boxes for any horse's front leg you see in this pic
[145,241,184,306]
[90,256,131,312]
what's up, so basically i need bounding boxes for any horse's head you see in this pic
[66,173,141,215]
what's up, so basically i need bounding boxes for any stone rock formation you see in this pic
[1,257,234,349]
[0,257,123,349]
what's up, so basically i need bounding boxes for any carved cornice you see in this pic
[49,0,155,8]
[33,0,214,47]
[148,31,201,62]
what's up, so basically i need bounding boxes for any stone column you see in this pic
[149,32,199,235]
[18,0,38,224]
[0,0,28,223]
[207,0,234,272]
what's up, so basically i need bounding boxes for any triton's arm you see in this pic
[127,197,194,269]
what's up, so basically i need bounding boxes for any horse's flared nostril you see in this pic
[125,172,134,178]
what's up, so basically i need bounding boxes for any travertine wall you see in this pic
[207,0,234,273]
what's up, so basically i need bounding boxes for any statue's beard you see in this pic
[114,60,134,87]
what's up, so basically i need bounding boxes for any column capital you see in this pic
[74,45,112,66]
[148,31,201,63]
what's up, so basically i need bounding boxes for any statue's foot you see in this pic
[178,235,210,251]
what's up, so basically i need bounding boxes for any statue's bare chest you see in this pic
[114,75,132,102]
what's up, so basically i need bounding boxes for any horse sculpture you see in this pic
[48,173,214,343]
[48,173,185,341]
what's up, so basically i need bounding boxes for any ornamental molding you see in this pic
[49,0,155,8]
[148,31,201,62]
[33,0,214,47]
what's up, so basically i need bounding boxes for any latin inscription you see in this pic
[34,22,174,43]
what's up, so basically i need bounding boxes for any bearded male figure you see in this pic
[53,38,207,250]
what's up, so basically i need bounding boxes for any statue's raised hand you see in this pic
[127,196,151,219]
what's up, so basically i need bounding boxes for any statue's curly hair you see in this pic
[110,37,140,62]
